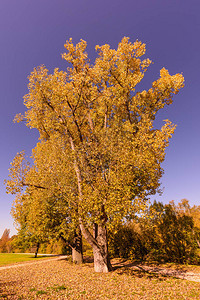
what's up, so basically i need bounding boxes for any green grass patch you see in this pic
[54,285,66,291]
[80,290,86,294]
[36,290,48,295]
[29,285,68,297]
[50,284,67,292]
[0,253,55,266]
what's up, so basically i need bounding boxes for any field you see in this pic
[0,253,55,266]
[1,257,200,299]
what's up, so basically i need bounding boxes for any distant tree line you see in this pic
[0,228,70,257]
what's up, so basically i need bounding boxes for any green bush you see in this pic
[108,201,200,264]
[108,224,147,261]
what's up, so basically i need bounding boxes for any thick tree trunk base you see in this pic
[79,214,112,272]
[93,223,112,273]
[72,228,83,264]
[72,247,83,264]
[93,247,112,273]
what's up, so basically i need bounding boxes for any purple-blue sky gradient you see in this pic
[1,0,200,237]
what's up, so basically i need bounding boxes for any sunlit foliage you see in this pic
[7,37,184,272]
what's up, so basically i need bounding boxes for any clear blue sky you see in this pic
[0,0,200,237]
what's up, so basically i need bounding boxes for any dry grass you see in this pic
[0,257,200,299]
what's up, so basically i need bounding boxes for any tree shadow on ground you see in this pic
[61,256,187,281]
[111,259,187,281]
[114,266,172,281]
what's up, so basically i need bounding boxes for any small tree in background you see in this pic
[0,229,11,253]
[6,148,83,263]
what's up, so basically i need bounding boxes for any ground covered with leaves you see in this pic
[0,257,200,299]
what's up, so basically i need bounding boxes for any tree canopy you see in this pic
[8,37,184,272]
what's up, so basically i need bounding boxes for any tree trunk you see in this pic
[60,230,83,264]
[34,242,40,258]
[80,220,112,273]
[72,247,83,264]
[72,228,83,264]
[93,223,112,273]
[69,135,111,271]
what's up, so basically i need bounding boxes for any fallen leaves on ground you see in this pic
[0,258,200,299]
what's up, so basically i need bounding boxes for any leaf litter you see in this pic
[0,257,200,299]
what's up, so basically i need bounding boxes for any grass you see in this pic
[0,253,56,266]
[36,290,48,295]
[0,257,200,299]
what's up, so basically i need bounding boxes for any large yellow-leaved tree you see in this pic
[13,37,184,272]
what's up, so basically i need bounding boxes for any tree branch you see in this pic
[22,182,46,190]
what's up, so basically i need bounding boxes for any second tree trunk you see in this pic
[92,223,112,273]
